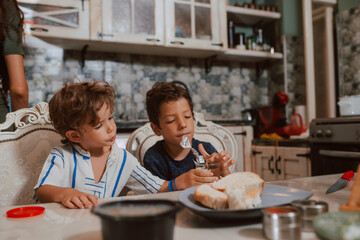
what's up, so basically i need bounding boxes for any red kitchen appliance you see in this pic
[258,92,288,136]
[258,92,308,137]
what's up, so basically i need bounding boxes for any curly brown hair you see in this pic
[49,81,115,143]
[146,82,193,127]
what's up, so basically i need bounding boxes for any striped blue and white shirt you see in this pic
[34,143,164,198]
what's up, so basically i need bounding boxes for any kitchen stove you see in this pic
[309,116,360,144]
[309,117,360,176]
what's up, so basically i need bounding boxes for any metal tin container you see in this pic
[262,206,301,240]
[291,200,328,231]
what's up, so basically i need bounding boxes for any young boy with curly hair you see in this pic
[143,82,235,185]
[35,81,205,209]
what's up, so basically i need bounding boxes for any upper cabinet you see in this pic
[18,0,90,40]
[218,1,283,62]
[164,0,222,51]
[20,0,283,61]
[95,0,164,46]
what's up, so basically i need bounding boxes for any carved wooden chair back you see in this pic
[0,102,62,206]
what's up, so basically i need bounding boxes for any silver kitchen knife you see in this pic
[326,170,354,194]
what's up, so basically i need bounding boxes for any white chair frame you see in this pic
[0,102,62,206]
[126,112,238,172]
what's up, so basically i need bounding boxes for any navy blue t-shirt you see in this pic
[143,138,217,180]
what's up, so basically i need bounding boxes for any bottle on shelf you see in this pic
[251,37,257,50]
[246,37,252,50]
[256,28,263,51]
[236,32,246,50]
[263,39,270,51]
[228,21,235,48]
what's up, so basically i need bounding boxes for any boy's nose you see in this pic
[178,118,187,128]
[107,121,115,133]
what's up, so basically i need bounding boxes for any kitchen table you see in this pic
[0,174,351,240]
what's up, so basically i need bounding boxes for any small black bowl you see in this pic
[92,200,182,240]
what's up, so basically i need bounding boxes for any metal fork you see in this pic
[180,136,205,164]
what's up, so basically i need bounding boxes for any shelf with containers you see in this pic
[217,1,283,62]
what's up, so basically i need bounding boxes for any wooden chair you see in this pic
[0,102,62,207]
[126,112,238,172]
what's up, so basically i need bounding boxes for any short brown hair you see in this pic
[146,82,193,126]
[49,81,115,143]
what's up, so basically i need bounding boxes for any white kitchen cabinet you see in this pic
[18,0,90,40]
[217,1,283,62]
[94,0,164,46]
[164,0,223,51]
[252,145,311,181]
[224,125,253,173]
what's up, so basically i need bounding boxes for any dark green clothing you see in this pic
[0,0,24,123]
[3,0,24,55]
[0,93,8,123]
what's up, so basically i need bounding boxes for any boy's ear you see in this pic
[150,122,162,136]
[65,130,81,143]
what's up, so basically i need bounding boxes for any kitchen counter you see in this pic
[252,138,310,147]
[0,173,351,240]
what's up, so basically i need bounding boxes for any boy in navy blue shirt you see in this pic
[144,82,235,190]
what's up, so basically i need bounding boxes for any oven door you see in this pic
[310,143,360,176]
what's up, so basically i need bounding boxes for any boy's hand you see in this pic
[60,188,98,209]
[36,185,98,209]
[198,144,235,177]
[175,168,218,190]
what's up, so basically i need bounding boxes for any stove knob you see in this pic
[324,129,332,138]
[316,129,323,138]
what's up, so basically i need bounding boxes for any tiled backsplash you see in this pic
[23,35,303,122]
[337,5,360,96]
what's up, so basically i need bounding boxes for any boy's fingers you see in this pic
[219,151,231,161]
[196,176,218,183]
[88,195,98,206]
[71,197,85,209]
[79,195,93,209]
[198,144,210,158]
[194,168,213,176]
[63,200,76,209]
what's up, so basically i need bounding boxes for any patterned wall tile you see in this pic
[22,36,303,122]
[338,5,360,96]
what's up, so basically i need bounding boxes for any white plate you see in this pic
[178,184,313,221]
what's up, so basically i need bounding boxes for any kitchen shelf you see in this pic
[217,49,283,62]
[226,6,281,26]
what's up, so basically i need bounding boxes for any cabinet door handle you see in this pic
[170,41,184,45]
[275,156,281,175]
[268,156,274,174]
[252,150,262,155]
[296,153,310,158]
[233,131,246,136]
[211,43,223,47]
[98,32,114,38]
[146,38,160,42]
[30,27,48,32]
